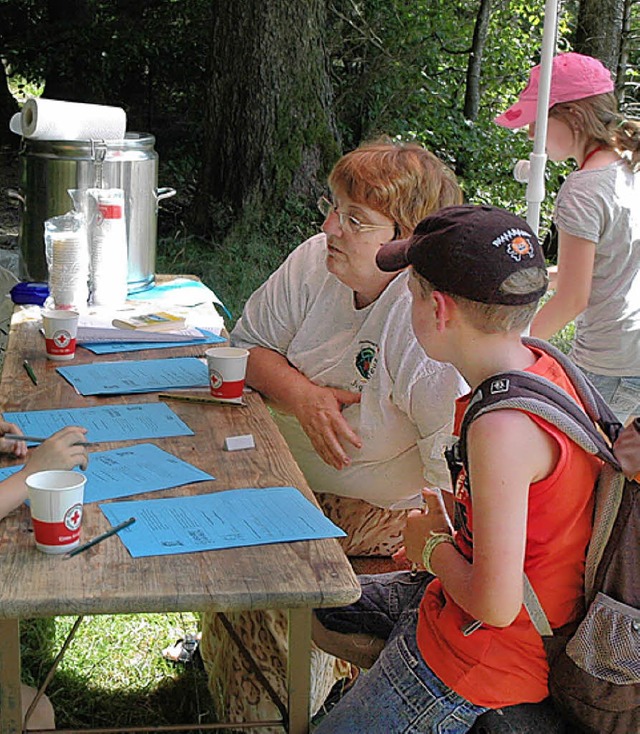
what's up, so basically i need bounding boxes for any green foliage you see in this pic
[157,194,320,327]
[325,0,579,235]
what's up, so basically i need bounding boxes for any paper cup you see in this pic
[42,309,79,361]
[205,347,249,400]
[26,470,86,554]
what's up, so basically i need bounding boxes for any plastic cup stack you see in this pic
[89,189,128,307]
[48,230,89,311]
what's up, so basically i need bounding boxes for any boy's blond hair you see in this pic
[411,268,544,334]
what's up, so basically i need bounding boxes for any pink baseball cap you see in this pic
[494,52,614,129]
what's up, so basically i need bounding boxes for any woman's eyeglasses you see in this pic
[317,196,396,236]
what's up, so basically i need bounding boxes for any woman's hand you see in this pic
[0,420,28,459]
[23,426,89,474]
[294,384,362,470]
[403,488,453,568]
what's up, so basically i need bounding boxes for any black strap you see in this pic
[458,349,622,474]
[521,337,622,443]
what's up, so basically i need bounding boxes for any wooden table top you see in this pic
[0,309,360,619]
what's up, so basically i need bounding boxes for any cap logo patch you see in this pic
[492,228,536,261]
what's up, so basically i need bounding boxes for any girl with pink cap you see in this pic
[496,52,640,425]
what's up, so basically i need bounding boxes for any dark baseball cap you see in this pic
[376,204,548,305]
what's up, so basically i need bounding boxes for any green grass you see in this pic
[21,613,214,730]
[156,196,320,328]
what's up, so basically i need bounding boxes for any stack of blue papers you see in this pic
[57,357,209,396]
[81,329,226,355]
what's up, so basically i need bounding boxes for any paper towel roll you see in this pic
[21,97,127,141]
[9,112,22,135]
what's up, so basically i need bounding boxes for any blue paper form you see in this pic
[3,403,194,444]
[57,357,209,396]
[83,444,214,501]
[81,329,226,355]
[99,486,347,558]
[0,444,214,503]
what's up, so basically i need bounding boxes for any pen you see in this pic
[4,434,92,447]
[23,360,38,386]
[158,392,246,407]
[64,517,136,559]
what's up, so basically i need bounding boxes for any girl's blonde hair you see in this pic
[550,93,640,170]
[328,139,462,237]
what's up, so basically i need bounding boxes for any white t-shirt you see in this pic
[231,234,467,509]
[554,161,640,376]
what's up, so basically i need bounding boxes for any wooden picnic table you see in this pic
[0,304,360,733]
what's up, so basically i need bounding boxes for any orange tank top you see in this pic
[416,348,601,708]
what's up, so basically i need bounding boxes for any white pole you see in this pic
[526,0,559,235]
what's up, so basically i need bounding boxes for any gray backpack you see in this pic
[447,337,640,734]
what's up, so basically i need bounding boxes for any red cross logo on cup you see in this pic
[210,369,224,390]
[64,503,83,531]
[53,329,72,349]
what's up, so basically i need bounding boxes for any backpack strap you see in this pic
[523,576,553,637]
[459,370,620,471]
[521,336,623,444]
[454,362,626,638]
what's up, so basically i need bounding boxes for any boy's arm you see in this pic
[0,427,89,521]
[405,409,558,627]
[530,230,595,340]
[0,471,34,519]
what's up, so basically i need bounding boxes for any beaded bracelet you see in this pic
[421,532,455,575]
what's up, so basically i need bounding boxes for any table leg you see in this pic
[0,619,22,734]
[287,608,311,734]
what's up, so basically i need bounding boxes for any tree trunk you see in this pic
[0,62,19,146]
[464,0,492,121]
[191,0,339,237]
[616,0,633,104]
[575,0,626,73]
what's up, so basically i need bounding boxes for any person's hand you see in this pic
[0,420,28,459]
[23,426,89,475]
[293,384,362,470]
[403,488,453,567]
[391,545,413,570]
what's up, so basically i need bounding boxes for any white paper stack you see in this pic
[10,97,126,141]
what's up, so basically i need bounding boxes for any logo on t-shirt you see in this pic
[355,342,379,381]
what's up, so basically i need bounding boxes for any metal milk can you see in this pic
[10,132,175,293]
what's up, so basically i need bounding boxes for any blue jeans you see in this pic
[313,571,488,734]
[579,368,640,424]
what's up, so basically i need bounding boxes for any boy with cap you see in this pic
[312,205,601,733]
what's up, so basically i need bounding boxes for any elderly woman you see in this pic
[200,139,466,729]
